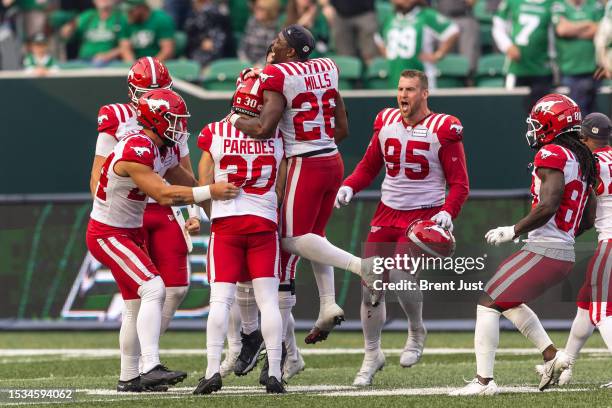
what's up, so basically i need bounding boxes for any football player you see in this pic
[193,76,286,394]
[229,25,380,350]
[86,89,238,390]
[335,69,469,386]
[91,57,201,390]
[537,112,612,388]
[451,94,598,396]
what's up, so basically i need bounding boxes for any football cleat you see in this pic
[259,343,287,386]
[266,376,287,394]
[399,328,427,368]
[117,377,142,392]
[283,349,305,380]
[538,350,570,391]
[193,373,222,395]
[360,256,383,305]
[140,365,187,388]
[449,378,499,396]
[353,350,385,387]
[234,330,265,376]
[219,350,240,378]
[305,303,345,344]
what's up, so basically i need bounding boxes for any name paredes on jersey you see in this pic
[222,138,277,155]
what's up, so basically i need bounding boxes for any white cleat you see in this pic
[538,350,570,391]
[449,378,499,396]
[536,363,572,386]
[352,350,385,387]
[305,303,345,344]
[283,349,305,380]
[600,380,612,388]
[399,328,427,368]
[219,350,239,378]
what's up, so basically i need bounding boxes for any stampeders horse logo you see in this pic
[131,146,151,157]
[145,98,170,112]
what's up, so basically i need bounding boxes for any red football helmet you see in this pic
[128,57,173,105]
[137,89,190,145]
[406,219,456,258]
[232,75,264,117]
[526,93,582,148]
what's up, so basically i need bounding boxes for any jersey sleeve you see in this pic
[534,144,568,171]
[436,115,464,144]
[438,140,469,219]
[157,11,176,40]
[97,105,120,138]
[551,1,567,25]
[495,0,511,19]
[259,64,286,94]
[426,9,458,39]
[197,125,214,153]
[120,136,156,168]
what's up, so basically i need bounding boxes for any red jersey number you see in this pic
[383,139,431,180]
[292,89,337,141]
[219,155,277,195]
[555,179,586,233]
[95,154,113,201]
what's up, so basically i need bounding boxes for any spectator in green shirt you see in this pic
[553,0,603,114]
[23,32,58,76]
[124,0,176,62]
[60,0,131,66]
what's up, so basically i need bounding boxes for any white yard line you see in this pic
[0,348,609,357]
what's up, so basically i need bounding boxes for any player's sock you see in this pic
[285,311,298,359]
[226,301,243,356]
[253,278,283,380]
[119,299,141,381]
[502,304,553,352]
[360,285,386,357]
[137,277,165,373]
[236,282,259,335]
[311,261,336,301]
[282,234,362,275]
[565,307,595,364]
[598,316,612,352]
[160,286,189,334]
[475,305,501,379]
[206,282,236,379]
[279,291,296,344]
[391,270,425,342]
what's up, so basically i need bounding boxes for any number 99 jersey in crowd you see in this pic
[527,144,590,245]
[197,120,284,229]
[594,145,612,241]
[259,57,339,157]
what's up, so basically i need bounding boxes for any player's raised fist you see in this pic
[210,182,240,200]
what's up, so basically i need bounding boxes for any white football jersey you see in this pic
[375,110,463,211]
[595,146,612,241]
[91,135,170,228]
[527,144,589,245]
[259,58,340,157]
[198,120,284,224]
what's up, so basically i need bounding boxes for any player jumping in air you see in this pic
[451,94,598,395]
[86,89,238,391]
[336,69,469,386]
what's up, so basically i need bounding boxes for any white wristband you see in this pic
[229,113,241,126]
[192,186,211,203]
[187,204,201,220]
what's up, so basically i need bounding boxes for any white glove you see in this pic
[485,225,517,246]
[334,186,354,208]
[431,210,453,232]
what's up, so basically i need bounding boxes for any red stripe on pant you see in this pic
[588,240,612,325]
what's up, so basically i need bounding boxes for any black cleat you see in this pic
[266,376,287,394]
[259,343,287,386]
[117,377,142,392]
[140,364,187,387]
[193,372,222,395]
[234,330,265,376]
[142,384,169,392]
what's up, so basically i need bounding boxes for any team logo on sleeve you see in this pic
[259,73,274,83]
[132,146,151,157]
[539,149,558,160]
[97,114,108,125]
[145,98,170,112]
[450,123,463,134]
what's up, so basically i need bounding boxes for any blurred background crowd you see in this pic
[1,0,611,113]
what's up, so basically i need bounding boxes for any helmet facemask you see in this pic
[526,116,543,148]
[162,111,190,146]
[129,82,173,105]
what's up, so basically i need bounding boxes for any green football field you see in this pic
[0,330,610,407]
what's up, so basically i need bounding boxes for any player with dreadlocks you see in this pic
[451,94,597,396]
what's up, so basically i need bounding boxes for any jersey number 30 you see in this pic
[220,155,277,195]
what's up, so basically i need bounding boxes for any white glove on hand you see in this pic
[431,210,453,231]
[485,225,517,246]
[334,186,354,208]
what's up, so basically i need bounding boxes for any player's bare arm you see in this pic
[333,93,349,144]
[514,168,565,236]
[164,163,198,187]
[90,155,107,197]
[116,160,238,206]
[576,189,597,236]
[232,90,285,139]
[275,158,288,206]
[197,150,215,218]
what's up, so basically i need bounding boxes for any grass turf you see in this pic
[0,331,610,407]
